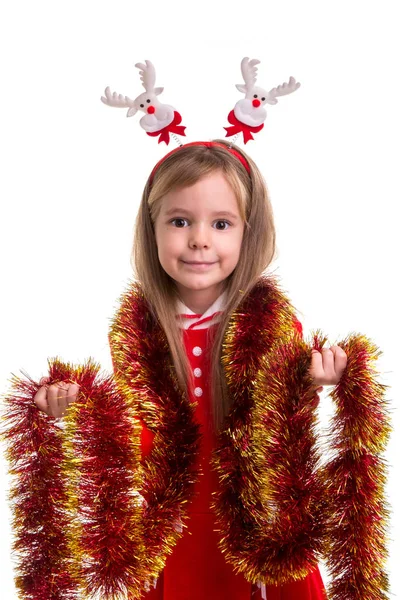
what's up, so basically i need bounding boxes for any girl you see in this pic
[3,141,387,600]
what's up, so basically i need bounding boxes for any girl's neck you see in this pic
[177,284,226,315]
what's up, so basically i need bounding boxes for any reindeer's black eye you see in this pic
[146,99,151,103]
[140,104,144,108]
[253,94,258,98]
[261,97,266,101]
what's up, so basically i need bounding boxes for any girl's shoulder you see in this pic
[240,275,297,319]
[225,276,301,343]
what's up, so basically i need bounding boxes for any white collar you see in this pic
[176,290,227,330]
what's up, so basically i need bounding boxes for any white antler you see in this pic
[237,57,260,93]
[100,86,135,108]
[267,76,301,104]
[135,60,156,92]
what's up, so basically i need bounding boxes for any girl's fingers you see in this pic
[34,380,80,418]
[310,349,323,371]
[321,347,335,377]
[311,347,337,384]
[56,382,69,414]
[46,383,61,417]
[331,345,348,376]
[47,382,68,417]
[33,385,49,412]
[311,346,348,385]
[67,384,80,403]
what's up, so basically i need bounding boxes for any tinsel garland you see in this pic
[0,275,391,600]
[211,282,328,585]
[1,359,146,600]
[322,335,391,600]
[107,284,203,584]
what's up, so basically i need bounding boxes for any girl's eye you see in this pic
[170,218,187,228]
[170,218,231,230]
[214,220,230,230]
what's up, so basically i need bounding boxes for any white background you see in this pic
[0,0,398,597]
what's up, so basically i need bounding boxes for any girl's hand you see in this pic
[308,346,348,386]
[34,377,80,419]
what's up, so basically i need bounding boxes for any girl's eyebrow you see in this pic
[164,207,238,220]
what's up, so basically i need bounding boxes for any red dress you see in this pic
[141,324,327,600]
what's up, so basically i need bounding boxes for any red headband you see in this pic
[148,141,251,185]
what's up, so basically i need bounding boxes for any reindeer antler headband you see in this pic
[100,57,301,177]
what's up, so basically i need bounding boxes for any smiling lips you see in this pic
[182,261,216,269]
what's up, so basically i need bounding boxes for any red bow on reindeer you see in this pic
[146,110,186,145]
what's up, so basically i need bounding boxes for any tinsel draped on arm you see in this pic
[211,328,391,599]
[0,358,147,600]
[322,335,391,600]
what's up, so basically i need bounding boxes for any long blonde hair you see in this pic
[132,139,277,431]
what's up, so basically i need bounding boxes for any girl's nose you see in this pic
[252,99,261,108]
[190,228,210,248]
[147,106,155,114]
[190,238,210,248]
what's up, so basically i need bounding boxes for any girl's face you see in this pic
[154,170,245,312]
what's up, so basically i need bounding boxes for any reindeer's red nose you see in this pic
[147,106,155,114]
[252,99,261,108]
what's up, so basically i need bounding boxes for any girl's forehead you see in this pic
[163,171,236,202]
[161,190,240,217]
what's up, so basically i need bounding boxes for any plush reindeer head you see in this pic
[100,60,186,145]
[100,60,165,118]
[223,57,301,142]
[236,57,301,107]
